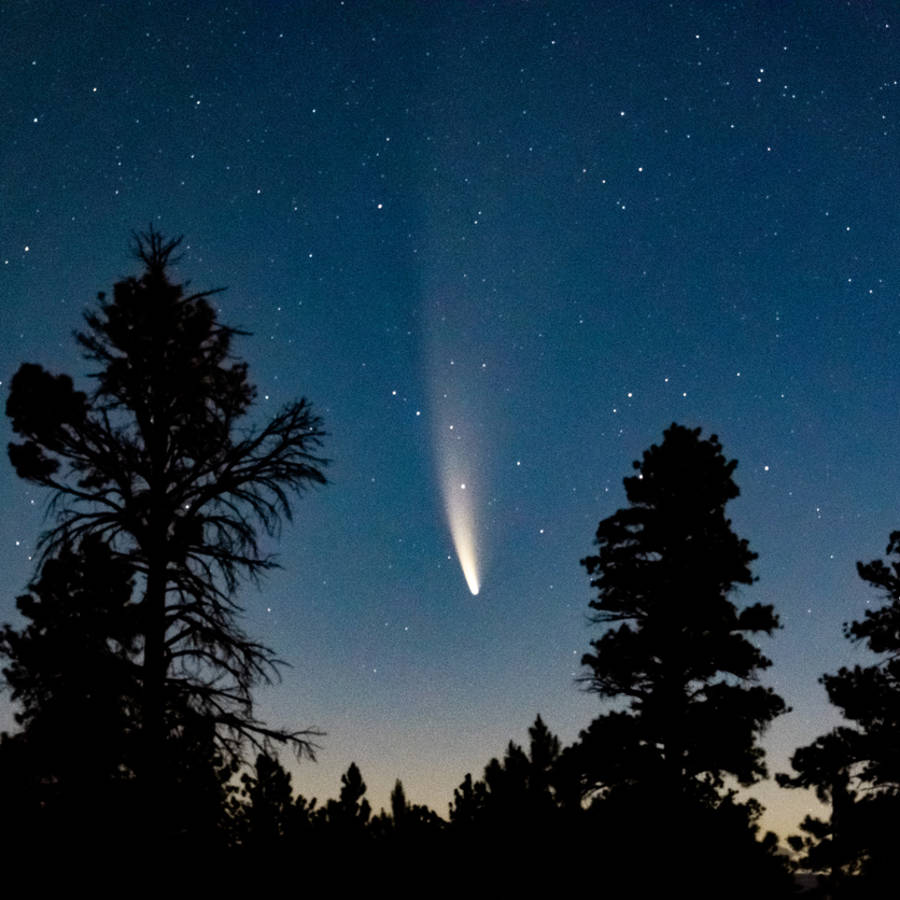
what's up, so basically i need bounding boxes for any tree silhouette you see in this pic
[231,751,315,857]
[1,537,139,756]
[237,753,296,842]
[779,531,900,893]
[447,771,487,829]
[0,538,141,849]
[369,778,443,845]
[323,761,372,832]
[390,778,409,826]
[4,228,327,842]
[578,424,785,798]
[448,715,578,855]
[778,729,867,892]
[575,424,787,887]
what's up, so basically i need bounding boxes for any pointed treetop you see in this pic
[132,226,183,278]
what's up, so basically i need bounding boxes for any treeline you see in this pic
[0,709,791,893]
[1,231,898,896]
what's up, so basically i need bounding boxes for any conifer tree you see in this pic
[4,228,327,838]
[323,762,371,834]
[235,752,298,850]
[779,530,900,891]
[577,424,785,804]
[448,715,569,827]
[0,538,140,846]
[573,425,789,892]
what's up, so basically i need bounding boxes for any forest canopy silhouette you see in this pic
[3,231,900,894]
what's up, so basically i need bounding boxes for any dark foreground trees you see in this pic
[449,714,576,834]
[779,531,900,895]
[3,228,327,845]
[0,538,140,849]
[573,424,790,892]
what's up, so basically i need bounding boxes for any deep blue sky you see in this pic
[2,1,899,840]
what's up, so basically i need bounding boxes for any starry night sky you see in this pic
[2,0,899,841]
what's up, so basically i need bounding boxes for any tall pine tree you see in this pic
[575,424,788,891]
[4,228,327,844]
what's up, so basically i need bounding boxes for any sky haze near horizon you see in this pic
[2,1,900,840]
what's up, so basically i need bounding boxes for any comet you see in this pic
[425,289,487,595]
[440,465,480,595]
[429,365,483,595]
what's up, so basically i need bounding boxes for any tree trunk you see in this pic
[141,535,168,852]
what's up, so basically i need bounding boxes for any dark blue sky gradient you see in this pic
[3,1,899,840]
